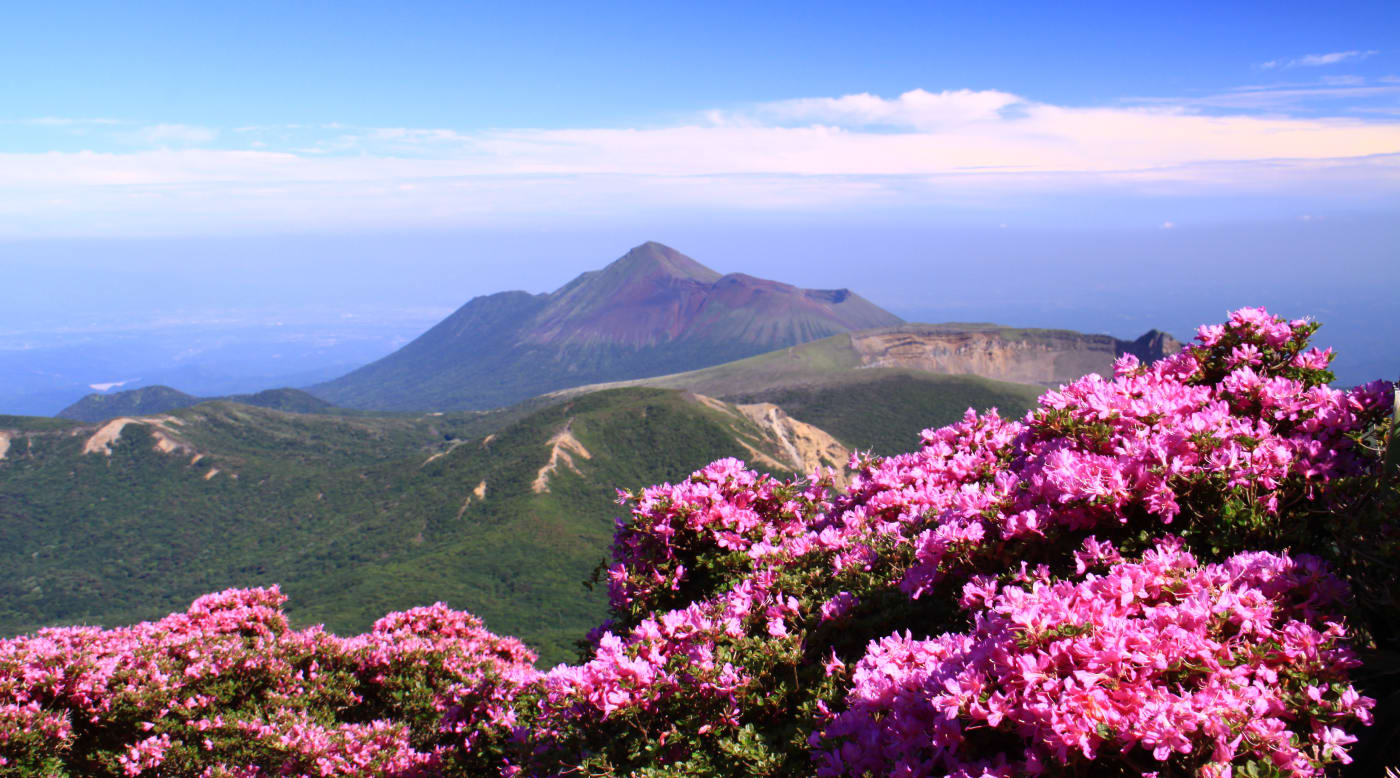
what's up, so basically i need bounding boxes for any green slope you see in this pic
[726,370,1044,454]
[56,385,202,421]
[4,330,1050,666]
[549,332,1047,454]
[0,389,818,664]
[0,415,84,432]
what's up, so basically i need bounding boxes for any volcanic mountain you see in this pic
[310,242,903,410]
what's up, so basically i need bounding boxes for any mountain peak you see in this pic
[312,243,903,410]
[607,242,723,284]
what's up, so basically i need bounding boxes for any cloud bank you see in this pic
[2,88,1398,237]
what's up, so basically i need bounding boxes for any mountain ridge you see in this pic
[549,322,1184,399]
[57,386,334,423]
[846,323,1184,386]
[309,242,903,411]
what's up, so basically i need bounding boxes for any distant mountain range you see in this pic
[64,242,1181,420]
[308,241,903,411]
[57,386,333,423]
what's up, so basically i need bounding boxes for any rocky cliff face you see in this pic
[849,324,1183,386]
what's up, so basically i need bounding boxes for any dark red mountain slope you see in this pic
[310,242,902,410]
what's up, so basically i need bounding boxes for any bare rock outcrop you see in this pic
[81,416,194,457]
[734,402,848,476]
[848,325,1184,387]
[533,422,593,493]
[686,393,849,480]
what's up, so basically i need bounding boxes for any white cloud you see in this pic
[1,89,1398,237]
[368,127,470,143]
[1298,50,1378,67]
[752,88,1024,129]
[1259,50,1379,69]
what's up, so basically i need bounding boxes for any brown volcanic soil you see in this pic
[525,242,902,349]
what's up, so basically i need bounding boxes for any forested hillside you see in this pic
[1,388,854,663]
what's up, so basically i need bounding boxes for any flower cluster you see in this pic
[574,306,1393,776]
[0,588,538,776]
[816,537,1372,777]
[831,310,1392,603]
[605,457,835,623]
[1,307,1394,777]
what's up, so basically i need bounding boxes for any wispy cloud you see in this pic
[3,117,124,127]
[1166,84,1400,111]
[131,124,217,146]
[742,88,1025,130]
[367,128,471,143]
[1,88,1397,237]
[1258,50,1379,69]
[1319,74,1367,86]
[4,118,218,146]
[1127,74,1400,113]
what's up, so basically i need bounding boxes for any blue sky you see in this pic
[2,0,1396,236]
[0,1,1397,410]
[5,1,1397,129]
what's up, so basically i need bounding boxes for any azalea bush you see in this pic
[0,589,539,776]
[817,540,1370,777]
[1,307,1396,777]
